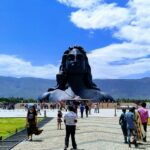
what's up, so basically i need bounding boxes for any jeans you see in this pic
[81,111,84,118]
[121,125,127,142]
[127,128,137,144]
[65,125,77,149]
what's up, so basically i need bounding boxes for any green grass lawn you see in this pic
[0,118,43,140]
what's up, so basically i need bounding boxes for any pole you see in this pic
[44,110,47,118]
[114,104,117,117]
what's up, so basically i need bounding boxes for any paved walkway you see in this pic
[1,109,150,118]
[0,109,123,117]
[12,116,150,150]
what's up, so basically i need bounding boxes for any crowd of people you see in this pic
[0,102,15,110]
[56,101,92,150]
[119,102,149,148]
[24,103,61,111]
[62,101,149,150]
[24,101,149,150]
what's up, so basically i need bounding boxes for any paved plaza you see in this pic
[1,108,150,118]
[0,109,122,117]
[12,115,150,150]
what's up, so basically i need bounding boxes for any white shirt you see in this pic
[64,111,77,126]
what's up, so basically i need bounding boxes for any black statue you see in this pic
[41,46,113,102]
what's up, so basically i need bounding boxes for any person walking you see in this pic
[138,102,149,142]
[57,110,63,130]
[119,108,127,143]
[94,104,97,113]
[85,104,89,118]
[96,103,100,113]
[126,107,138,148]
[64,105,77,150]
[37,104,41,115]
[26,106,43,141]
[80,103,85,118]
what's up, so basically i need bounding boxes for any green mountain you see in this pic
[0,76,56,99]
[0,76,150,99]
[95,78,150,99]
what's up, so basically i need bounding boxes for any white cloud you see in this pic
[57,0,101,9]
[71,4,130,29]
[88,42,150,78]
[57,0,150,44]
[0,54,59,79]
[114,26,150,44]
[1,0,150,79]
[58,0,131,29]
[114,0,150,44]
[57,0,150,79]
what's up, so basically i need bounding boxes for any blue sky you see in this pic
[0,0,150,79]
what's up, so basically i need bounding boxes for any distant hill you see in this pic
[0,76,150,99]
[0,76,56,99]
[95,78,150,99]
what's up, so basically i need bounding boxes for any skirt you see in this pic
[27,122,43,136]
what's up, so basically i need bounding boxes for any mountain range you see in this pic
[0,76,150,100]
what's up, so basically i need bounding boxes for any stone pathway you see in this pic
[12,117,150,150]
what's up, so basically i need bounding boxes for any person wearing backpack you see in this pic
[119,108,127,143]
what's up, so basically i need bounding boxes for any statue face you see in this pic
[65,48,86,74]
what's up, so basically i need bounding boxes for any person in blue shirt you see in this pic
[119,108,127,143]
[125,107,138,148]
[80,103,85,118]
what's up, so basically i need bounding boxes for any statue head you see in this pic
[56,46,100,90]
[65,47,86,74]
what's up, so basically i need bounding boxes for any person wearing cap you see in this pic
[64,105,77,150]
[119,108,127,143]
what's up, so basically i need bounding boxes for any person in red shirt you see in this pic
[138,102,149,142]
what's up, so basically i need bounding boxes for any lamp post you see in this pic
[114,104,117,117]
[44,110,47,118]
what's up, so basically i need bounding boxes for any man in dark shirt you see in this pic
[85,104,89,118]
[119,108,127,143]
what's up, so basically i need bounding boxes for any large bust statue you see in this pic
[41,46,113,102]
